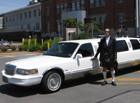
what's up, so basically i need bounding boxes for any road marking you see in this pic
[130,61,139,66]
[106,78,140,85]
[117,83,140,85]
[107,78,140,81]
[137,70,140,72]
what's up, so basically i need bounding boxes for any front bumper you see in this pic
[1,70,43,86]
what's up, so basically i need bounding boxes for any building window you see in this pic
[118,0,124,3]
[20,13,22,20]
[119,14,124,29]
[90,0,94,8]
[24,12,27,19]
[36,23,40,30]
[101,0,105,6]
[81,0,85,9]
[46,7,49,16]
[96,17,100,23]
[77,1,80,10]
[5,17,8,22]
[12,15,15,21]
[64,3,67,11]
[72,2,75,11]
[28,11,31,18]
[95,0,100,7]
[34,10,36,17]
[101,16,106,30]
[16,14,19,21]
[47,22,50,33]
[21,25,23,29]
[38,9,41,16]
[61,4,63,12]
[57,5,60,14]
[27,24,31,30]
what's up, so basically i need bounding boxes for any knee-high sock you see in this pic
[103,72,107,81]
[111,70,115,82]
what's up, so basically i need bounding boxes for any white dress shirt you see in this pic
[105,36,110,46]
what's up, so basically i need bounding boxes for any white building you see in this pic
[0,2,41,40]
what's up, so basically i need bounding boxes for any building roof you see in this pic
[0,3,41,16]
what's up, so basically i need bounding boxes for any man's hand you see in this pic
[91,57,96,60]
[114,59,117,62]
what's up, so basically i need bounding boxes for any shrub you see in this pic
[74,33,91,40]
[28,43,41,52]
[42,41,48,51]
[42,38,59,51]
[50,38,59,48]
[0,47,8,52]
[18,45,23,51]
[23,45,28,51]
[10,46,16,51]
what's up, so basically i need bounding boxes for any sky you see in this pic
[0,0,31,14]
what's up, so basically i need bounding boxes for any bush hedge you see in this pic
[73,33,91,40]
[0,47,8,52]
[22,38,60,51]
[10,46,16,51]
[18,45,23,51]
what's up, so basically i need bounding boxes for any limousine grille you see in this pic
[5,64,16,76]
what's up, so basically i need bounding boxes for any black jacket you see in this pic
[95,37,117,63]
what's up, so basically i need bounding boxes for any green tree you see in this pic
[78,20,103,35]
[77,21,90,34]
[92,20,103,33]
[63,17,103,37]
[63,17,78,28]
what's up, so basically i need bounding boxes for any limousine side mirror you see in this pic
[76,54,83,59]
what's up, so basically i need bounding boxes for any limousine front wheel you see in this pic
[42,71,62,92]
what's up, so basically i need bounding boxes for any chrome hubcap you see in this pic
[47,73,61,91]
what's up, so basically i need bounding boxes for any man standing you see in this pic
[91,28,117,86]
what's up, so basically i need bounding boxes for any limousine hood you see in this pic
[6,55,70,69]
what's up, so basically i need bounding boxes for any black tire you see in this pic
[41,71,63,93]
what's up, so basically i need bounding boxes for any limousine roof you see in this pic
[61,37,140,44]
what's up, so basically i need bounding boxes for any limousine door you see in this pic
[71,43,98,78]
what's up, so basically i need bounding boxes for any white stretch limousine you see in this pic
[1,37,140,92]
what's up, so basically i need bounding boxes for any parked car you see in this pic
[0,41,2,45]
[0,40,11,48]
[2,37,140,92]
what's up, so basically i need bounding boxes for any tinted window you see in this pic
[43,43,78,57]
[77,43,94,57]
[130,39,140,50]
[116,40,128,52]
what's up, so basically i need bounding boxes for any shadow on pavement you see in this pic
[0,65,139,97]
[0,84,42,97]
[96,89,140,103]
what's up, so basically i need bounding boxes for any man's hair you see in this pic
[105,28,110,31]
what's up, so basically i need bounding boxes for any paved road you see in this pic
[0,52,140,103]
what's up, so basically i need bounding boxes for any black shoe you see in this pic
[111,82,117,86]
[101,81,108,86]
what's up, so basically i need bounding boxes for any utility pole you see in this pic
[136,0,139,37]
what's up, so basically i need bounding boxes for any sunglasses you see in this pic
[105,31,110,33]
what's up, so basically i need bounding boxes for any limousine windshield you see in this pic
[43,42,79,57]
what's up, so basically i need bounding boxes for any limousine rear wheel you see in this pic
[42,71,62,92]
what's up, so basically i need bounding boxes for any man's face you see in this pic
[105,28,110,37]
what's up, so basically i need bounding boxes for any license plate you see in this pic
[2,76,8,83]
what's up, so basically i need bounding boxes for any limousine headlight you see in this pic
[16,68,38,75]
